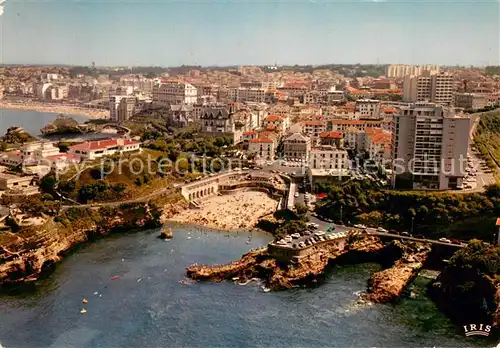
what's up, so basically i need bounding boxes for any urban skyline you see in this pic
[0,0,498,66]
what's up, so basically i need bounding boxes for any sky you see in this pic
[0,0,498,66]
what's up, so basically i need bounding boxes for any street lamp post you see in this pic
[340,205,343,224]
[411,216,415,235]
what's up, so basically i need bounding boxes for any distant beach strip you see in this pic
[0,101,108,120]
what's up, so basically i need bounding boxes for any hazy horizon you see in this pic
[0,0,498,67]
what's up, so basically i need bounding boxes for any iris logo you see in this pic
[463,323,491,337]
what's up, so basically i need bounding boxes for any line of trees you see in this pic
[315,180,500,241]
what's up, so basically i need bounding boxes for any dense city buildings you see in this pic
[391,102,471,190]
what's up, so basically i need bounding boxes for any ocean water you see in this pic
[0,108,89,137]
[0,224,494,348]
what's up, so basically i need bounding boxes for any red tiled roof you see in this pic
[243,130,257,136]
[496,218,500,227]
[70,139,139,152]
[368,132,392,145]
[365,127,385,134]
[319,131,343,139]
[264,115,284,123]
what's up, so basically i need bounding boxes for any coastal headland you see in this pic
[0,101,107,119]
[186,231,430,299]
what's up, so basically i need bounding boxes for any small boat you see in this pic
[262,286,271,293]
[158,226,173,239]
[82,298,88,304]
[110,275,119,280]
[80,308,87,314]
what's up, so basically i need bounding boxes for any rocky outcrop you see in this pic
[0,201,172,286]
[186,231,386,291]
[366,242,431,303]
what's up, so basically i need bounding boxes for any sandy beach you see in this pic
[171,191,278,230]
[0,101,108,119]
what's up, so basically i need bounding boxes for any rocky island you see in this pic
[40,114,96,136]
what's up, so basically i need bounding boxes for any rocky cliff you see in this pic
[366,242,431,303]
[0,200,182,286]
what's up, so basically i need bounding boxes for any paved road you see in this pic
[367,231,464,248]
[309,213,464,248]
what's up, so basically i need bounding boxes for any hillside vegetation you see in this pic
[316,180,500,241]
[429,240,500,330]
[41,149,176,203]
[474,110,500,171]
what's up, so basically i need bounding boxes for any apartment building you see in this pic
[391,102,471,190]
[386,64,440,78]
[116,96,136,123]
[229,88,266,103]
[355,99,381,119]
[319,131,344,149]
[304,90,329,105]
[0,85,4,100]
[309,145,348,171]
[303,120,326,138]
[403,73,454,105]
[248,138,275,160]
[343,127,361,150]
[46,85,69,100]
[278,85,308,99]
[327,90,346,104]
[454,93,489,110]
[109,94,136,123]
[358,128,392,167]
[330,119,391,132]
[283,132,311,161]
[35,83,52,99]
[262,115,288,133]
[153,82,197,105]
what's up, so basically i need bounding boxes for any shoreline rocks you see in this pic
[365,243,431,303]
[0,200,183,286]
[187,232,387,291]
